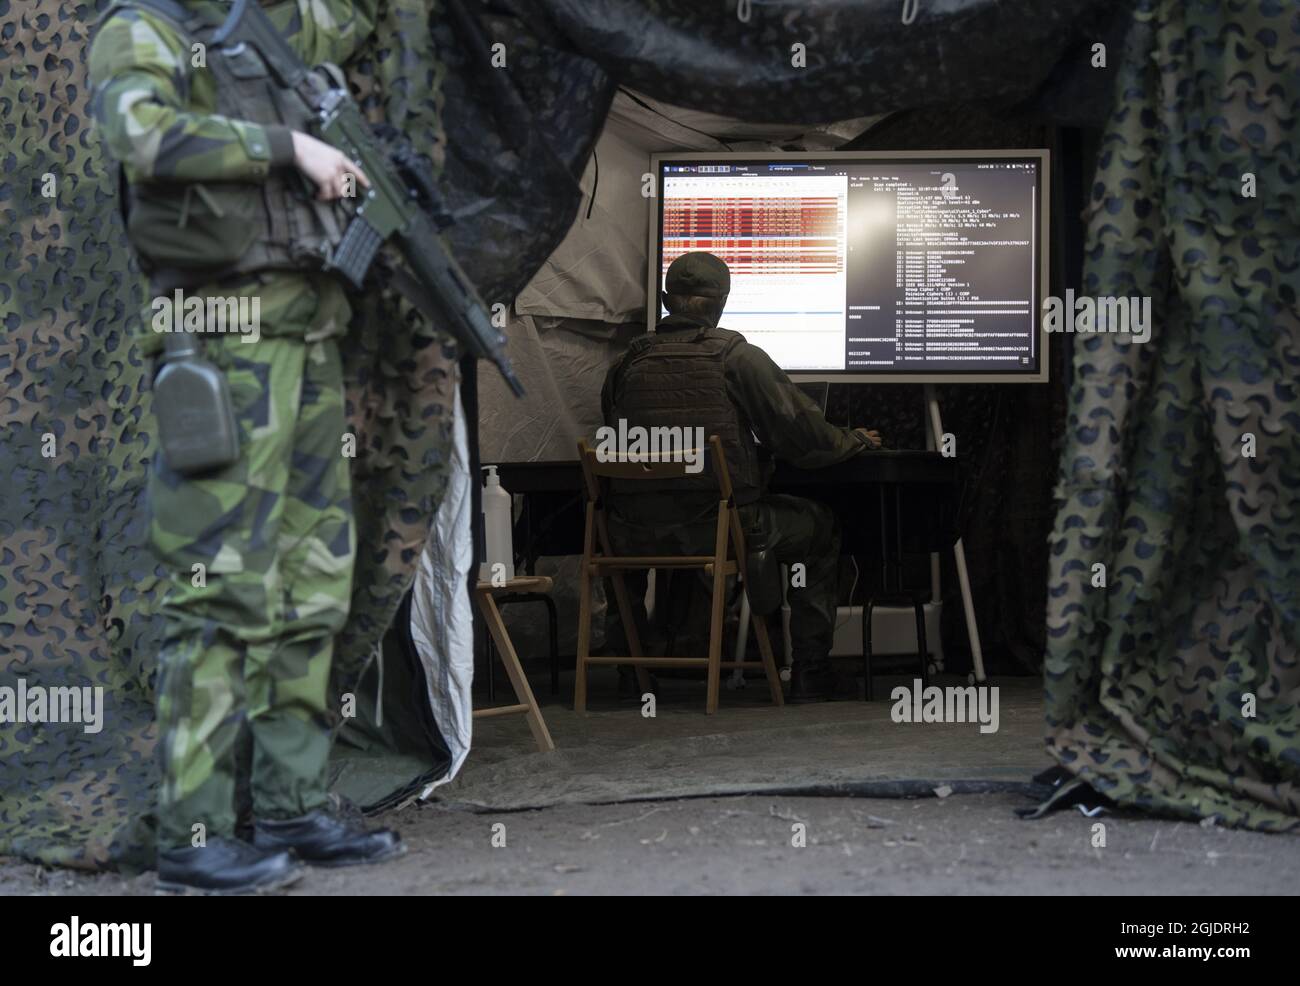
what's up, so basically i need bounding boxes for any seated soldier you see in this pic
[600,251,881,702]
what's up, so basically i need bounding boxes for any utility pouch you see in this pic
[744,546,783,616]
[127,181,261,269]
[153,332,241,475]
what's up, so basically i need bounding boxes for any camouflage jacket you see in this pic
[88,0,380,349]
[89,0,377,185]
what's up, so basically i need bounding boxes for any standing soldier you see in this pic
[90,0,403,893]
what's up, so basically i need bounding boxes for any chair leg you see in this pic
[575,562,592,714]
[751,608,785,707]
[863,599,874,701]
[914,598,928,689]
[478,589,554,753]
[705,569,727,714]
[730,590,752,690]
[543,593,559,697]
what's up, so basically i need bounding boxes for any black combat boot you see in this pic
[157,837,303,895]
[253,809,405,867]
[787,661,834,703]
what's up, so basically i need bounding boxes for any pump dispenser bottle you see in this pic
[480,465,515,584]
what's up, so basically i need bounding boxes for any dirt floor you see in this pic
[4,791,1297,896]
[6,669,1297,896]
[435,674,1050,811]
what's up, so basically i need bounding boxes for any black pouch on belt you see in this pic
[153,332,241,475]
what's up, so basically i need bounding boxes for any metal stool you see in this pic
[862,591,929,701]
[862,483,931,700]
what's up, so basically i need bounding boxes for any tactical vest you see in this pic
[101,0,348,290]
[607,323,766,506]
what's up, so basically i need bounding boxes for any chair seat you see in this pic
[869,591,929,605]
[476,575,554,595]
[583,656,770,669]
[589,555,721,569]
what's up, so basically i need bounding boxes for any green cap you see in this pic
[664,251,731,298]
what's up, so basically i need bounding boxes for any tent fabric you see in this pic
[513,117,655,324]
[407,380,477,795]
[1038,0,1300,830]
[480,314,639,462]
[513,89,885,325]
[1,0,1124,870]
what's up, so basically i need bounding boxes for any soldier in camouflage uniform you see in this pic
[90,0,402,892]
[602,252,882,703]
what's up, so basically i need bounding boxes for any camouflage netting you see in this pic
[0,0,480,870]
[1040,0,1300,830]
[11,0,1286,875]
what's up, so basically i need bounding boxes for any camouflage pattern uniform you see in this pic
[601,312,870,667]
[89,0,376,849]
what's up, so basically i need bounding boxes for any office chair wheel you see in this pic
[968,672,980,685]
[779,666,792,683]
[726,670,747,690]
[927,661,940,678]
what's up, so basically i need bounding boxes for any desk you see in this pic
[491,451,959,565]
[488,451,985,686]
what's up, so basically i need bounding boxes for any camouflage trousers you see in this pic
[149,333,355,850]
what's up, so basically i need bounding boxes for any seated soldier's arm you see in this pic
[726,341,879,469]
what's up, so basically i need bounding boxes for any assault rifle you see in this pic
[213,0,524,397]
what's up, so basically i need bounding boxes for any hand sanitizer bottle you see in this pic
[480,465,515,585]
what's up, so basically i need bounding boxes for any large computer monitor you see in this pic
[648,150,1050,383]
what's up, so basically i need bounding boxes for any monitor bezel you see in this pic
[647,149,1051,384]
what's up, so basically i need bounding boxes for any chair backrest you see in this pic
[578,434,735,503]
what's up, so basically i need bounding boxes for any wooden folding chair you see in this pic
[574,435,784,714]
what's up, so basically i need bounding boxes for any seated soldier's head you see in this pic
[662,252,731,327]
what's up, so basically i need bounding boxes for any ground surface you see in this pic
[432,675,1049,811]
[4,792,1296,895]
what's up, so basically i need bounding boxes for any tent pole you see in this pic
[923,383,987,685]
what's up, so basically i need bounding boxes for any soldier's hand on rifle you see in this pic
[291,130,371,201]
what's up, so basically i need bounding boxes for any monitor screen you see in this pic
[649,151,1050,383]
